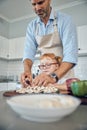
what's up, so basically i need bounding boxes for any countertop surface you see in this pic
[0,91,87,130]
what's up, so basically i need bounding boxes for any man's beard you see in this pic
[36,10,47,18]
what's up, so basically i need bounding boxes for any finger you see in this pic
[25,78,31,85]
[32,78,39,86]
[47,83,52,87]
[24,82,30,88]
[38,79,44,86]
[42,80,49,87]
[21,75,28,87]
[33,77,44,86]
[20,74,25,86]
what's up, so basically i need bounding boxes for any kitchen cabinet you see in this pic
[0,83,8,91]
[15,37,25,59]
[74,56,87,80]
[0,82,16,91]
[9,37,25,59]
[0,36,9,58]
[9,39,15,59]
[7,82,17,90]
[77,25,87,55]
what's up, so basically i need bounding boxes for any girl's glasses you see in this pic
[38,63,58,69]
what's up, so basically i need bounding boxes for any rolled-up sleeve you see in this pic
[23,22,38,62]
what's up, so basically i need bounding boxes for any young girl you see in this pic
[38,53,79,93]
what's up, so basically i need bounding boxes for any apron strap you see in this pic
[53,11,58,32]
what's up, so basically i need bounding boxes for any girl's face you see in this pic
[39,57,59,75]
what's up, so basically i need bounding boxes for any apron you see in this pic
[35,12,74,80]
[35,16,63,57]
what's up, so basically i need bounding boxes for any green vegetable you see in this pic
[71,80,87,96]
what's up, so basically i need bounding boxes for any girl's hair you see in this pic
[40,53,62,66]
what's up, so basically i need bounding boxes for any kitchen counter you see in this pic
[0,91,87,130]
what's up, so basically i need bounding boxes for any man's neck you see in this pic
[41,7,51,25]
[41,17,49,25]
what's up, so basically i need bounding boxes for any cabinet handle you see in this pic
[78,48,81,50]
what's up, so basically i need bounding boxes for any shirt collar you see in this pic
[36,8,55,24]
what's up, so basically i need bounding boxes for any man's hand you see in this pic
[20,72,32,87]
[32,73,56,86]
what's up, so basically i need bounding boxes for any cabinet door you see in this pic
[15,37,25,59]
[9,39,16,59]
[0,83,8,91]
[9,37,25,59]
[77,25,87,54]
[0,36,9,58]
[7,82,16,90]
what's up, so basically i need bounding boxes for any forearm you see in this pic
[55,62,74,79]
[23,59,33,74]
[54,82,67,91]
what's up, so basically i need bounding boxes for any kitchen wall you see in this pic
[0,2,87,80]
[0,18,9,38]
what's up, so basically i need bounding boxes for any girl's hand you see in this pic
[32,73,56,87]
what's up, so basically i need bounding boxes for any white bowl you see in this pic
[7,94,81,122]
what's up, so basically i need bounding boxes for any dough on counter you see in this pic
[16,85,59,94]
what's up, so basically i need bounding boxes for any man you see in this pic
[21,0,78,87]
